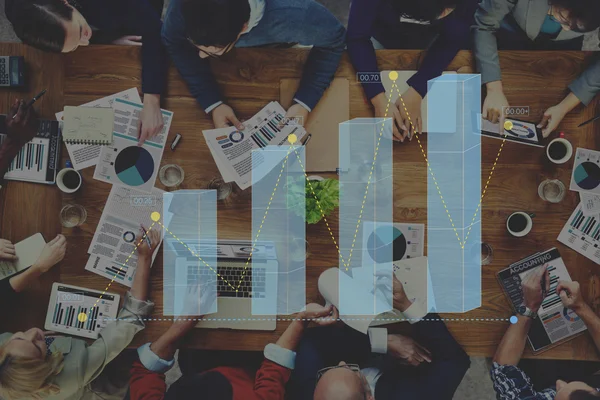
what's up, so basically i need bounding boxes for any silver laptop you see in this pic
[169,239,278,331]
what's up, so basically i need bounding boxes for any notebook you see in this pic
[280,78,350,172]
[0,233,46,280]
[0,115,62,184]
[62,106,114,145]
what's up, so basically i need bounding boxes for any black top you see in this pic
[5,0,167,95]
[0,277,17,303]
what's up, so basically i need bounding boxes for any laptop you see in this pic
[168,239,279,331]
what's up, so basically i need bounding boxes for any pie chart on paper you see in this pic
[367,226,407,263]
[574,161,600,190]
[114,146,155,187]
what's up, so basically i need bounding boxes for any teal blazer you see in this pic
[474,0,599,105]
[0,292,154,400]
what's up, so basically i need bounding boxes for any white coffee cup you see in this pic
[546,138,573,164]
[56,168,82,193]
[507,212,534,237]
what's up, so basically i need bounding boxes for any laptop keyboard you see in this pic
[186,260,267,298]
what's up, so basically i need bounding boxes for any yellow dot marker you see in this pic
[504,120,513,131]
[78,312,88,323]
[151,212,161,222]
[389,71,399,81]
[288,134,298,144]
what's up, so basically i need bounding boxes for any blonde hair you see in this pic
[0,343,64,399]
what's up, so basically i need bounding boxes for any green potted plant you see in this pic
[286,176,340,224]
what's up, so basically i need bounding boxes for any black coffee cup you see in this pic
[57,168,82,193]
[507,212,535,237]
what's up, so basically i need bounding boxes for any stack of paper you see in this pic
[203,102,307,190]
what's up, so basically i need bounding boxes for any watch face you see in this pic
[517,305,526,314]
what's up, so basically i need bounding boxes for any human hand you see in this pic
[176,281,217,317]
[301,303,339,326]
[397,87,423,139]
[537,104,567,138]
[557,281,586,312]
[137,225,161,258]
[138,94,164,145]
[31,234,66,273]
[283,103,309,127]
[522,265,550,313]
[482,82,509,129]
[372,92,406,142]
[387,334,431,366]
[212,104,244,130]
[375,270,411,312]
[6,99,37,146]
[0,239,17,261]
[112,35,142,46]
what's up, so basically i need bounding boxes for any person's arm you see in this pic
[161,0,223,113]
[81,228,159,385]
[568,54,600,107]
[406,0,478,97]
[0,100,37,182]
[473,0,515,85]
[494,266,548,366]
[557,280,600,353]
[255,304,338,400]
[286,0,346,112]
[346,0,386,101]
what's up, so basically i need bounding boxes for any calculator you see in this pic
[0,56,25,87]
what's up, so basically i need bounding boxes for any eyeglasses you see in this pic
[187,38,236,59]
[550,7,589,33]
[316,364,361,382]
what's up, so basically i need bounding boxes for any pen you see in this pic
[578,114,600,128]
[141,226,152,248]
[302,134,312,146]
[12,89,47,119]
[171,133,182,151]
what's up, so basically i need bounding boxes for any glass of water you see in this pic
[538,179,566,203]
[60,204,87,228]
[159,164,185,188]
[207,177,233,201]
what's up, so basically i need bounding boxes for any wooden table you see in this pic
[2,43,600,360]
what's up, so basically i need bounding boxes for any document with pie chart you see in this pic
[94,98,173,193]
[361,222,425,264]
[569,148,600,195]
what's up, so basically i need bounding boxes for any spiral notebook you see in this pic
[62,106,114,145]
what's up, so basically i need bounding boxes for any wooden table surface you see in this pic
[2,43,600,360]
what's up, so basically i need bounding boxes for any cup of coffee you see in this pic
[507,212,535,237]
[56,168,82,193]
[546,137,573,164]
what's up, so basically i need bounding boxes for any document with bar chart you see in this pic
[558,202,600,264]
[202,102,307,189]
[498,248,586,353]
[45,283,120,339]
[0,117,61,184]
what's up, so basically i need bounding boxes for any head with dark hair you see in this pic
[392,0,459,22]
[9,0,93,53]
[548,0,600,33]
[554,379,600,400]
[183,0,250,59]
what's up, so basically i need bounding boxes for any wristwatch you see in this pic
[517,305,538,319]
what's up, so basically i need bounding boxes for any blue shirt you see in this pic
[161,0,346,113]
[540,15,562,35]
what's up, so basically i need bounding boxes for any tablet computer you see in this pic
[45,283,120,339]
[479,117,544,148]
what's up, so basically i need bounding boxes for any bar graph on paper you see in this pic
[558,202,600,264]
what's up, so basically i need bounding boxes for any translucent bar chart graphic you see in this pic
[338,118,394,315]
[427,74,482,312]
[251,145,306,315]
[162,190,218,316]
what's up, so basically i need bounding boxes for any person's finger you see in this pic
[416,347,432,363]
[391,112,402,141]
[416,116,423,137]
[408,357,421,366]
[499,112,506,134]
[559,290,569,303]
[0,252,18,260]
[9,98,19,118]
[48,235,61,246]
[131,35,142,42]
[544,268,551,293]
[12,100,25,123]
[537,113,550,129]
[556,281,574,295]
[228,113,244,130]
[542,119,556,138]
[137,117,143,146]
[3,247,16,255]
[417,343,432,357]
